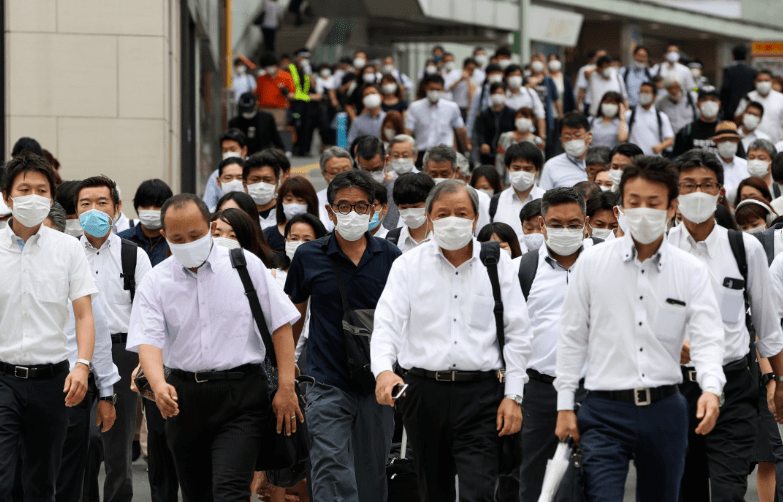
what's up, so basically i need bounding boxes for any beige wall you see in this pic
[4,0,181,216]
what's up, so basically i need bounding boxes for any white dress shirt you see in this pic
[555,234,726,411]
[259,207,277,230]
[769,252,783,316]
[80,233,152,335]
[66,283,120,397]
[740,128,770,153]
[113,213,133,234]
[736,90,783,143]
[127,245,300,372]
[719,155,749,199]
[475,189,492,237]
[396,225,432,254]
[316,188,335,233]
[405,98,465,151]
[538,153,588,190]
[624,105,674,156]
[505,88,546,118]
[0,224,98,365]
[371,239,534,396]
[443,69,474,109]
[492,186,545,238]
[656,92,698,135]
[668,223,783,364]
[527,241,596,378]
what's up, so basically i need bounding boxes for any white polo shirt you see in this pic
[492,186,546,238]
[405,98,465,151]
[625,105,674,156]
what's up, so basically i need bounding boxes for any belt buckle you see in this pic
[435,371,455,382]
[14,366,29,379]
[194,371,209,383]
[634,388,651,406]
[688,369,697,382]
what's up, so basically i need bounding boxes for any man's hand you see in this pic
[497,399,522,436]
[652,144,664,155]
[680,340,691,365]
[96,401,117,432]
[555,410,580,445]
[695,392,720,435]
[774,383,783,423]
[153,382,179,419]
[64,364,90,407]
[272,386,304,436]
[768,379,777,415]
[480,144,491,155]
[130,365,141,393]
[466,138,473,152]
[375,370,404,407]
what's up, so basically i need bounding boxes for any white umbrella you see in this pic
[538,441,573,502]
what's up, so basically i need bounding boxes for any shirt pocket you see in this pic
[467,294,495,331]
[32,273,68,303]
[720,287,745,325]
[653,302,687,343]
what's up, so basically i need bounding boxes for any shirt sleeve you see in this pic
[686,260,727,392]
[538,160,554,191]
[530,90,546,119]
[135,247,153,287]
[660,112,675,140]
[346,120,358,146]
[91,292,120,396]
[371,257,411,377]
[498,254,533,396]
[126,273,166,353]
[404,106,417,132]
[202,169,223,211]
[450,105,466,130]
[748,238,783,358]
[466,87,482,133]
[68,240,98,301]
[576,68,588,90]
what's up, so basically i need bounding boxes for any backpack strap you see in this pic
[656,109,663,144]
[727,230,752,332]
[627,107,637,139]
[685,91,697,119]
[386,226,403,246]
[120,238,138,302]
[479,241,505,365]
[517,249,540,301]
[489,193,501,222]
[774,183,782,199]
[229,248,277,367]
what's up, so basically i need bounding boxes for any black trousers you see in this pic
[398,373,503,502]
[165,368,269,502]
[0,366,69,502]
[679,363,757,502]
[56,388,96,502]
[261,28,276,54]
[145,402,179,502]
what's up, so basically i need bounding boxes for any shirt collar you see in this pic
[3,220,47,250]
[81,232,116,251]
[540,241,583,270]
[619,232,666,271]
[674,221,722,258]
[434,237,481,267]
[323,230,382,256]
[566,154,586,169]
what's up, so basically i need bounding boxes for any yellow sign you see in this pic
[752,42,783,57]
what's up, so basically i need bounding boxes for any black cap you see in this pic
[698,86,719,100]
[238,92,257,112]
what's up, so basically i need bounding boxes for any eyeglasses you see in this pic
[330,203,371,215]
[678,182,721,194]
[545,223,585,230]
[561,132,589,142]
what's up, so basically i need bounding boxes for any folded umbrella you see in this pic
[538,440,573,502]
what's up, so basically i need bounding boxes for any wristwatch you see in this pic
[75,359,92,370]
[703,387,725,407]
[99,394,118,405]
[504,394,523,406]
[774,375,783,382]
[762,373,776,386]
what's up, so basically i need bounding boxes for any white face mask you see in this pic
[242,111,256,120]
[432,216,474,251]
[515,118,533,132]
[757,81,773,96]
[677,192,718,224]
[498,59,512,70]
[399,207,427,229]
[666,51,680,63]
[508,170,536,191]
[383,83,398,95]
[320,69,332,79]
[246,182,277,205]
[10,194,51,228]
[65,219,84,237]
[700,101,720,120]
[544,226,584,256]
[213,236,241,250]
[333,210,370,241]
[487,74,504,84]
[363,93,382,109]
[382,64,395,75]
[138,209,162,230]
[283,202,309,220]
[265,66,277,76]
[222,151,242,161]
[564,138,588,158]
[384,128,396,141]
[285,240,304,261]
[623,207,668,245]
[691,68,702,79]
[717,141,738,159]
[608,169,624,188]
[236,66,247,75]
[602,67,613,79]
[444,61,456,72]
[427,90,443,103]
[168,233,213,269]
[743,114,761,131]
[601,103,619,117]
[638,93,654,106]
[390,158,414,175]
[425,66,438,75]
[745,224,767,234]
[599,185,611,192]
[747,159,771,178]
[477,188,494,198]
[221,179,245,194]
[507,76,523,89]
[522,232,544,251]
[433,178,450,185]
[369,169,386,183]
[475,54,488,67]
[530,61,545,74]
[548,60,562,72]
[491,94,507,107]
[353,57,366,70]
[362,73,376,84]
[590,226,613,240]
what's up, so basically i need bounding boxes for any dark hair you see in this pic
[421,74,444,87]
[160,193,211,232]
[11,137,43,158]
[476,223,522,259]
[485,63,502,75]
[41,149,62,187]
[495,46,512,58]
[746,101,765,116]
[243,149,287,182]
[560,112,590,134]
[595,55,612,67]
[211,208,275,267]
[633,45,649,55]
[573,181,603,203]
[735,201,772,227]
[133,179,173,212]
[504,142,544,170]
[327,169,375,205]
[218,156,244,177]
[463,57,477,68]
[772,152,783,184]
[639,81,656,94]
[55,180,82,215]
[284,213,327,240]
[77,175,121,208]
[393,172,435,205]
[737,177,772,203]
[216,191,261,230]
[469,166,502,195]
[356,136,386,161]
[675,149,725,187]
[220,128,247,149]
[732,45,748,61]
[541,187,586,217]
[758,69,774,79]
[586,190,618,218]
[276,176,320,224]
[371,180,388,205]
[519,199,542,223]
[619,156,679,206]
[2,153,58,196]
[489,82,507,94]
[504,64,523,78]
[596,91,623,118]
[609,142,644,161]
[259,52,279,67]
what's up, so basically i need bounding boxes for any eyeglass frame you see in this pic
[677,181,722,194]
[329,202,373,215]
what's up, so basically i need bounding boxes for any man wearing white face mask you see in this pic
[739,102,771,153]
[372,179,533,502]
[231,57,256,102]
[444,57,479,117]
[588,56,628,117]
[386,173,435,252]
[620,46,653,108]
[387,135,421,177]
[673,89,744,159]
[118,179,173,267]
[651,44,696,94]
[243,149,286,229]
[517,187,600,502]
[555,156,726,502]
[746,139,777,195]
[490,142,545,238]
[229,92,285,156]
[735,70,783,143]
[346,85,386,145]
[710,121,749,201]
[285,170,402,502]
[625,82,674,156]
[539,112,593,190]
[316,147,353,233]
[466,63,506,142]
[668,149,783,502]
[202,129,249,211]
[212,157,245,211]
[355,136,400,230]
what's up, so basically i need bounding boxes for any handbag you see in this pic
[229,248,311,473]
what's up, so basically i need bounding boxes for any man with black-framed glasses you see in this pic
[284,169,402,501]
[668,149,783,502]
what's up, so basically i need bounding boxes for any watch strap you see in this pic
[774,375,783,382]
[75,359,92,370]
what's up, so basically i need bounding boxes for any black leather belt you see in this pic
[682,358,749,384]
[0,360,69,379]
[170,364,261,383]
[407,367,498,382]
[681,366,698,383]
[590,385,679,406]
[111,333,128,344]
[528,369,555,384]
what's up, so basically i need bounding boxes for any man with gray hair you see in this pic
[317,146,353,232]
[656,72,698,136]
[387,134,421,175]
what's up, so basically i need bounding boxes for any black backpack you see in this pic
[489,193,501,222]
[628,106,664,144]
[727,229,760,388]
[386,227,403,246]
[517,238,603,300]
[120,238,138,302]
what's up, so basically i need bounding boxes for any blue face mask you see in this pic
[369,211,382,231]
[79,209,112,238]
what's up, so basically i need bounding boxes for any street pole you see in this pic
[519,0,530,64]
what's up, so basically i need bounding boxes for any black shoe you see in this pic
[132,440,141,462]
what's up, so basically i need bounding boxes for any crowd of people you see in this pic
[6,40,783,502]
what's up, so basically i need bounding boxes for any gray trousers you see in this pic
[305,381,394,502]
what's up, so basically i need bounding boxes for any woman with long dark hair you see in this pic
[210,208,276,268]
[263,176,320,258]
